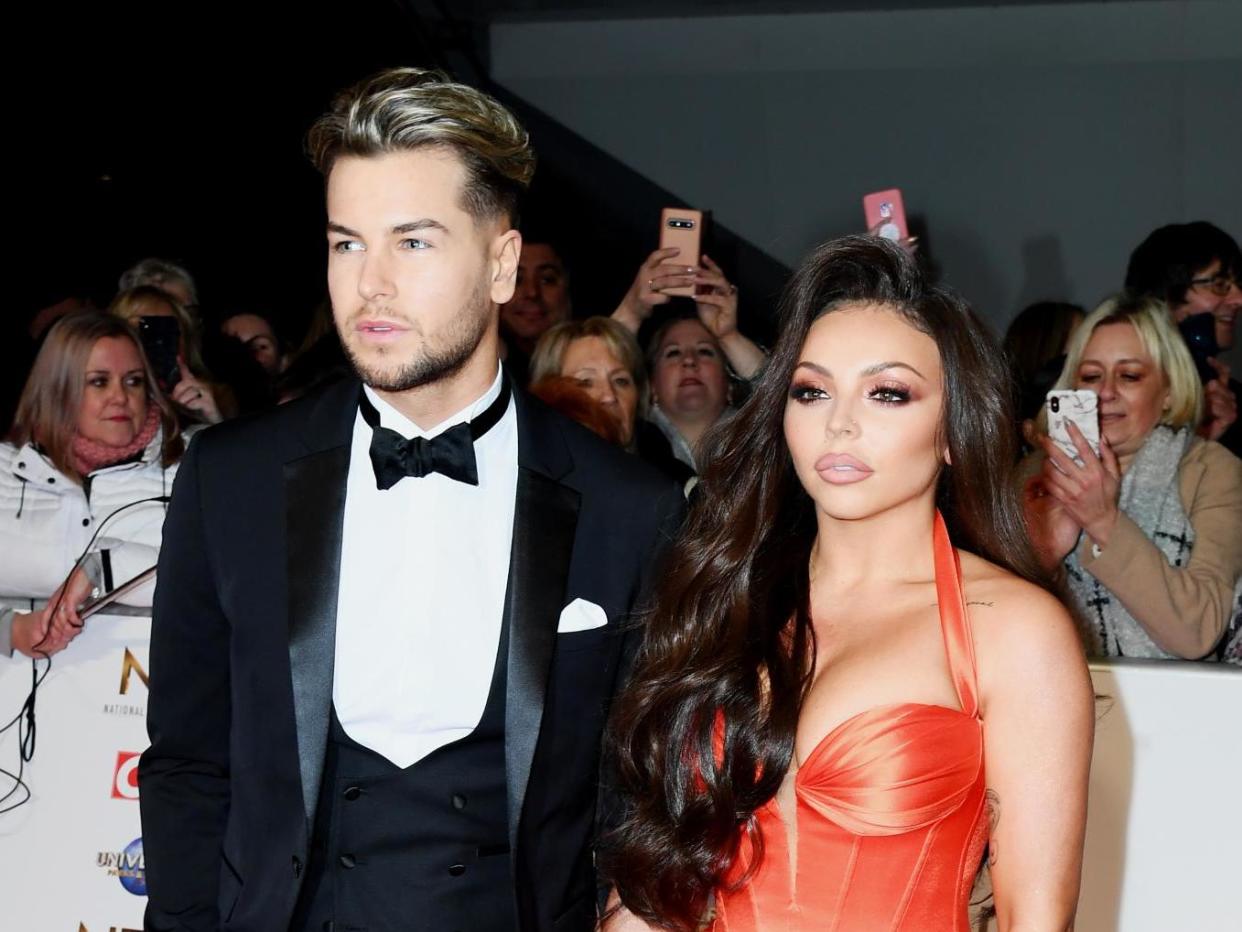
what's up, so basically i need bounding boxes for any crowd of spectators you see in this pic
[2,217,1239,664]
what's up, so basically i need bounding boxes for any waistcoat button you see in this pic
[343,785,362,801]
[451,793,467,810]
[339,853,357,869]
[448,863,466,877]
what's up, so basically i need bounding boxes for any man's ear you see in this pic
[491,228,522,305]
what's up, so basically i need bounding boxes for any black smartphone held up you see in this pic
[1177,312,1220,384]
[137,316,182,391]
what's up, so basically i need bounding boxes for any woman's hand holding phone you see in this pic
[1022,473,1081,570]
[612,247,697,332]
[692,254,739,340]
[1039,421,1122,550]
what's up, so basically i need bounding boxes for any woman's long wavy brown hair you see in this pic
[602,236,1047,930]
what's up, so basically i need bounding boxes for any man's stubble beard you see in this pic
[341,277,494,392]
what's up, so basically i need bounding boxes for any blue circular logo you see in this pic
[118,837,146,896]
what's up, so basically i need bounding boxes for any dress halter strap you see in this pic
[932,510,980,719]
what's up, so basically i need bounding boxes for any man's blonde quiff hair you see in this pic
[1052,291,1203,430]
[307,68,535,225]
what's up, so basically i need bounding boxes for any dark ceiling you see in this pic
[13,0,1137,334]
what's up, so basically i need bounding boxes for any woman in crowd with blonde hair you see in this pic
[109,284,231,424]
[1,312,188,657]
[1024,291,1242,659]
[530,315,693,484]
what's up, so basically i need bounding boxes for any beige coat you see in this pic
[1024,438,1242,659]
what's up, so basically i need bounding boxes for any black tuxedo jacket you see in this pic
[139,378,683,931]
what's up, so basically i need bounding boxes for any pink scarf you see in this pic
[72,405,161,477]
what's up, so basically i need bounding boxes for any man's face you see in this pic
[1171,259,1241,351]
[500,242,570,348]
[326,148,519,392]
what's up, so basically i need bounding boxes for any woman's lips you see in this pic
[678,376,704,388]
[814,452,874,485]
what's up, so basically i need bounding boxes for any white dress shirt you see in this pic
[333,367,518,768]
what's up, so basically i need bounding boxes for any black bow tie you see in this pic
[358,378,511,489]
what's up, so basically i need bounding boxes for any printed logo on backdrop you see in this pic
[104,648,147,717]
[111,751,141,801]
[78,925,142,932]
[96,837,146,895]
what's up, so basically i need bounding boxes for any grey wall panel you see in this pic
[492,1,1242,370]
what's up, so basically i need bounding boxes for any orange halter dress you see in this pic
[714,512,989,931]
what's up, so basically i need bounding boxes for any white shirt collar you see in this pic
[361,364,505,440]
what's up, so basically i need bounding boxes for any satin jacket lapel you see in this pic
[285,378,357,828]
[505,391,580,852]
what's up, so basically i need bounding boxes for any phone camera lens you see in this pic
[1050,397,1060,413]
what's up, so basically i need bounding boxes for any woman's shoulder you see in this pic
[1182,435,1242,476]
[956,550,1084,677]
[0,439,53,479]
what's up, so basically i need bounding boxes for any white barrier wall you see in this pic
[1076,659,1241,931]
[0,624,1238,930]
[0,613,149,932]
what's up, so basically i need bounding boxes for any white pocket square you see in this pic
[557,598,608,634]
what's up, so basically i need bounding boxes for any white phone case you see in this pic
[1046,390,1100,462]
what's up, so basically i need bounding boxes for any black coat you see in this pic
[139,376,684,932]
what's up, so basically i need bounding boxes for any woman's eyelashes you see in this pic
[868,382,912,404]
[788,380,912,405]
[789,382,827,403]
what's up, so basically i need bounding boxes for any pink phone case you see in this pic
[658,207,703,297]
[863,189,908,243]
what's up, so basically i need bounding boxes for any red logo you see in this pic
[111,751,141,800]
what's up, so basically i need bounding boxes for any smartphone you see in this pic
[658,207,703,297]
[78,566,158,619]
[863,189,908,243]
[1177,312,1220,384]
[138,316,182,391]
[1046,389,1100,463]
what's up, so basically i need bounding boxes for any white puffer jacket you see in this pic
[0,430,185,608]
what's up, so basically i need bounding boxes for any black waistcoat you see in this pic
[290,616,515,932]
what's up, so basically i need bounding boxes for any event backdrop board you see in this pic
[1,622,1239,930]
[0,613,149,931]
[981,658,1241,932]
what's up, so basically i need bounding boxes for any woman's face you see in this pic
[1073,321,1169,460]
[77,336,149,447]
[784,304,945,522]
[561,335,639,445]
[651,319,729,425]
